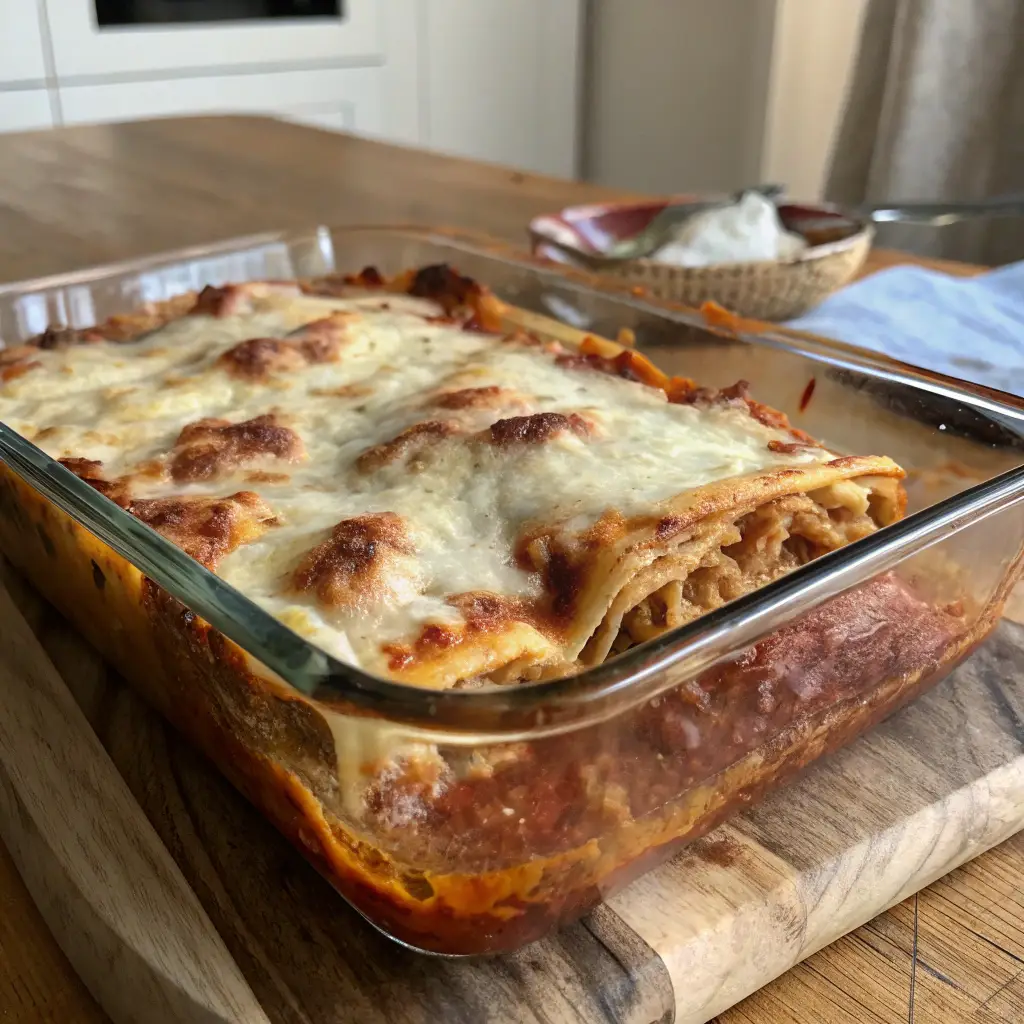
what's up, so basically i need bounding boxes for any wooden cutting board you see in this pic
[3,557,1024,1024]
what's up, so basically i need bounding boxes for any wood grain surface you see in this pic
[0,116,634,282]
[0,116,1017,1024]
[0,577,270,1024]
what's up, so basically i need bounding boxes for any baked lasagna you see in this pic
[0,264,982,955]
[0,265,904,687]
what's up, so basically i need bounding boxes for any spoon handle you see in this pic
[861,194,1024,226]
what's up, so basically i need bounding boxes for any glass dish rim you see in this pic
[2,223,1024,738]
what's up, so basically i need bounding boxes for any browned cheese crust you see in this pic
[0,262,984,957]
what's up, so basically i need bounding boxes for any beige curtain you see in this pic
[826,0,1024,266]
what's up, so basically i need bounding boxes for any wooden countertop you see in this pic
[0,116,1017,1024]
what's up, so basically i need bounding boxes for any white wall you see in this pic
[761,0,868,200]
[423,0,582,175]
[584,0,778,194]
[583,0,866,201]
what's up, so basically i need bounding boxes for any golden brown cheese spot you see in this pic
[767,439,819,455]
[448,591,534,629]
[92,295,198,342]
[0,358,41,382]
[408,264,480,313]
[555,341,668,389]
[383,591,537,671]
[655,514,686,540]
[384,625,457,671]
[488,412,590,447]
[291,511,412,610]
[33,326,76,350]
[170,414,305,483]
[433,386,510,410]
[304,263,504,329]
[217,338,308,380]
[35,326,101,351]
[3,324,109,374]
[297,311,351,346]
[668,378,751,406]
[60,456,104,477]
[244,470,291,484]
[310,383,374,399]
[0,344,40,366]
[501,329,558,351]
[58,457,131,506]
[343,266,386,288]
[827,455,865,470]
[516,511,631,619]
[128,491,276,569]
[217,316,351,382]
[355,420,460,474]
[407,264,504,331]
[746,396,811,437]
[129,460,168,483]
[299,266,384,298]
[670,378,817,444]
[190,284,248,318]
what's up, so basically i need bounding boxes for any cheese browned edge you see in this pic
[301,266,906,688]
[0,262,986,957]
[3,263,907,692]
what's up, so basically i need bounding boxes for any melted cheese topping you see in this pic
[0,287,845,680]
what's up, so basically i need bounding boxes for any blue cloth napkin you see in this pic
[785,261,1024,397]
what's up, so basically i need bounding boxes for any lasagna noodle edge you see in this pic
[386,458,904,687]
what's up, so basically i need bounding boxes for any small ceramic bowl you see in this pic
[529,197,874,321]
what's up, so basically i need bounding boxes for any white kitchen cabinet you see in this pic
[379,0,422,147]
[422,0,582,176]
[0,90,55,133]
[44,0,382,79]
[0,1,49,84]
[58,67,383,137]
[5,1,584,178]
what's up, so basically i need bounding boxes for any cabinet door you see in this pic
[0,1,48,83]
[44,0,381,79]
[422,0,583,177]
[58,67,383,138]
[0,90,55,133]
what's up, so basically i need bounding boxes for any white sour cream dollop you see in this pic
[652,191,808,267]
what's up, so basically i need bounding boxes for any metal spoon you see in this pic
[822,194,1024,229]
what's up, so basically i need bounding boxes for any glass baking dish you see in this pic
[2,225,1024,956]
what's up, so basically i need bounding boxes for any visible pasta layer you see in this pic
[608,490,881,657]
[0,265,906,687]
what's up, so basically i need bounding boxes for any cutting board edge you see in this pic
[633,754,1024,1024]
